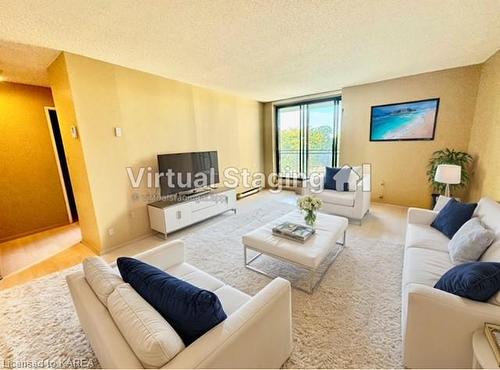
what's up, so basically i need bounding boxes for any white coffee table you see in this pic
[242,211,348,293]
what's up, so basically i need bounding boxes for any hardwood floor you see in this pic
[0,223,95,290]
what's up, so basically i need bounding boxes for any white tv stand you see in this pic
[147,187,237,239]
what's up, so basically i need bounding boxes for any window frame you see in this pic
[275,95,342,180]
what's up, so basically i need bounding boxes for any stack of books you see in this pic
[272,222,315,243]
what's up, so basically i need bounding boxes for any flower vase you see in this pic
[304,210,316,227]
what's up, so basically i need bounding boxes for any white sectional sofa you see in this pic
[403,197,500,368]
[66,240,293,369]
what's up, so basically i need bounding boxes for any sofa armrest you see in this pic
[407,208,438,225]
[403,283,500,368]
[66,272,143,369]
[354,180,370,203]
[350,181,370,217]
[163,278,293,369]
[110,240,185,270]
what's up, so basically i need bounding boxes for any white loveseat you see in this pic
[313,166,371,222]
[403,197,500,368]
[66,240,293,369]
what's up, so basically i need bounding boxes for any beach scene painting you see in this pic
[370,98,439,141]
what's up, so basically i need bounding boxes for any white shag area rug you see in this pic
[0,201,404,368]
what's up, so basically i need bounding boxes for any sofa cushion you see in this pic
[166,263,225,291]
[474,198,500,262]
[117,257,227,345]
[448,218,495,264]
[474,197,500,235]
[317,189,355,207]
[434,262,500,302]
[83,256,123,305]
[431,198,477,239]
[490,286,500,305]
[405,223,450,253]
[213,285,251,315]
[403,247,453,288]
[165,263,250,314]
[108,284,185,368]
[481,240,500,306]
[481,241,500,262]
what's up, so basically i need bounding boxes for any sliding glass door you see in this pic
[276,97,342,178]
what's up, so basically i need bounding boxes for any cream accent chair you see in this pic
[403,197,500,368]
[66,240,293,369]
[313,166,371,223]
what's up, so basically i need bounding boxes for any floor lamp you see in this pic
[435,164,461,197]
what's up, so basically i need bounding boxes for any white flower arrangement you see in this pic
[298,196,322,226]
[297,196,323,212]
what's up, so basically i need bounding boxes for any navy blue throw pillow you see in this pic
[324,167,339,190]
[324,166,350,191]
[117,257,227,345]
[434,262,500,301]
[431,198,477,239]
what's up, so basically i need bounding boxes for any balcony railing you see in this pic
[278,149,339,177]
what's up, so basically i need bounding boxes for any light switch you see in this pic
[114,127,122,137]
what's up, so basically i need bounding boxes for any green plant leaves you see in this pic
[427,148,473,194]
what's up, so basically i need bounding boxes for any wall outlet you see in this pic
[108,227,115,236]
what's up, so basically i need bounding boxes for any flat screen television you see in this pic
[369,98,440,141]
[158,151,219,196]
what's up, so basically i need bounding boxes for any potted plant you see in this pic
[426,148,473,206]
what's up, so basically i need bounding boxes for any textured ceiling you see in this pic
[0,0,499,101]
[0,41,59,87]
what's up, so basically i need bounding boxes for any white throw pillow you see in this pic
[82,256,123,305]
[108,284,185,368]
[433,195,452,212]
[448,218,495,265]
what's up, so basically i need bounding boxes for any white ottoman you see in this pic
[242,211,348,293]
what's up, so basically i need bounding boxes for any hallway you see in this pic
[0,223,95,290]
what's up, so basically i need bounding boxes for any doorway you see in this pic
[45,107,78,222]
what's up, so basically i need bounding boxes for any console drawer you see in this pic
[191,198,219,211]
[165,203,192,232]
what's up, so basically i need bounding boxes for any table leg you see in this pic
[336,230,346,246]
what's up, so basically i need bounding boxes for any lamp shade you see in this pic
[435,164,461,184]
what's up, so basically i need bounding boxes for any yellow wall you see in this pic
[340,66,481,208]
[0,82,68,241]
[48,55,101,252]
[51,53,264,253]
[467,50,500,202]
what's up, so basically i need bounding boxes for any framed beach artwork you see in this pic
[369,98,440,141]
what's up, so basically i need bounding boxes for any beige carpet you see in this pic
[0,201,404,368]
